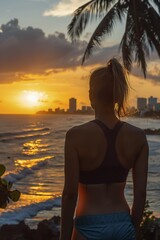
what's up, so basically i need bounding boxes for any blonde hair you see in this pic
[89,58,129,117]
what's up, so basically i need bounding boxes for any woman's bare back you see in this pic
[70,120,147,216]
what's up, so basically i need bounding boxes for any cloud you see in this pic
[0,19,123,84]
[131,61,160,84]
[0,19,160,85]
[147,62,160,83]
[43,0,88,17]
[0,19,86,76]
[0,19,80,72]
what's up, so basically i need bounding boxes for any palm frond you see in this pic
[121,35,132,72]
[119,5,135,69]
[68,0,160,77]
[68,0,94,40]
[150,0,160,13]
[143,24,160,56]
[90,0,116,19]
[82,2,125,64]
[68,0,117,41]
[130,2,155,58]
[128,1,148,76]
[142,33,151,57]
[142,2,160,56]
[145,2,160,39]
[120,11,133,71]
[135,43,147,78]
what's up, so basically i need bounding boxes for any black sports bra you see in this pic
[79,119,129,184]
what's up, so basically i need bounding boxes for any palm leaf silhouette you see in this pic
[82,2,125,64]
[68,0,160,77]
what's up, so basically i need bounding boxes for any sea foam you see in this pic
[0,197,61,226]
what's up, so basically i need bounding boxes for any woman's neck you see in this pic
[94,107,119,126]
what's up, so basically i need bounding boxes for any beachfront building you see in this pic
[55,107,65,113]
[81,106,87,112]
[48,108,53,113]
[86,106,94,114]
[137,98,147,111]
[155,103,160,112]
[148,96,157,111]
[81,105,94,114]
[69,98,77,113]
[86,106,92,111]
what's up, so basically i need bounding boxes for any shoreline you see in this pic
[0,112,160,120]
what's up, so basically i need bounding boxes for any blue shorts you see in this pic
[74,212,136,240]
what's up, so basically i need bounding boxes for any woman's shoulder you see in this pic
[122,121,144,133]
[122,121,147,143]
[66,121,96,137]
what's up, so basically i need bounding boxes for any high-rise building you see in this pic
[137,98,147,111]
[48,108,53,113]
[55,107,65,113]
[155,103,160,112]
[69,98,77,113]
[148,96,157,110]
[81,106,87,112]
[86,106,92,111]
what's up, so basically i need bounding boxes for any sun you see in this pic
[21,91,47,107]
[26,92,40,104]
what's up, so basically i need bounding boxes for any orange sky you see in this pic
[0,65,160,114]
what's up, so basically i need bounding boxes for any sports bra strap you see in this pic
[91,119,124,137]
[91,119,124,156]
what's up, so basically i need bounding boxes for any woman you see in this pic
[60,58,149,240]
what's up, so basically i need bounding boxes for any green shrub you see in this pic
[140,201,160,240]
[0,164,21,208]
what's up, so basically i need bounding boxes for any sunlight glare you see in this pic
[21,91,47,107]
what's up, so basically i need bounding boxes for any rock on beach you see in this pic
[0,216,60,240]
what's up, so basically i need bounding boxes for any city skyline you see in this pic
[37,95,160,116]
[137,96,160,112]
[37,97,94,115]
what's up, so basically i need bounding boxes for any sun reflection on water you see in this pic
[22,139,49,156]
[15,156,54,168]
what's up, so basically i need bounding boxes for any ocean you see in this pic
[0,114,160,228]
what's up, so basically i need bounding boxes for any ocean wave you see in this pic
[0,132,50,143]
[0,197,61,226]
[0,128,50,137]
[4,156,54,183]
[0,128,50,142]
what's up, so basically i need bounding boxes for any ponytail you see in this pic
[109,58,129,117]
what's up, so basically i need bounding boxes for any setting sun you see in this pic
[20,91,47,108]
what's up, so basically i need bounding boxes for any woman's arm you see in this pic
[131,133,149,238]
[60,128,79,240]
